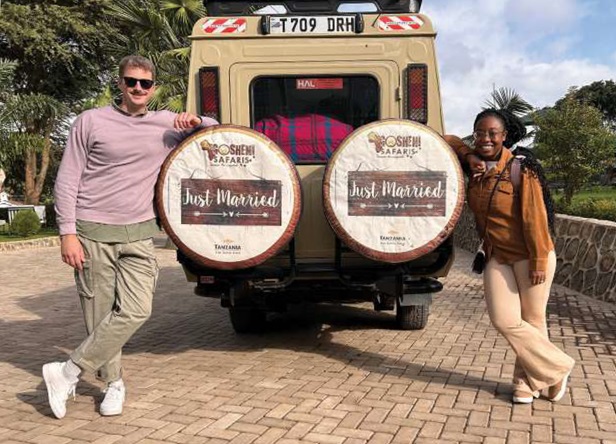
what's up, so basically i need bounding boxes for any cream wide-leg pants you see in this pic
[483,251,574,392]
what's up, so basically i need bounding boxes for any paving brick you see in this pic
[467,411,489,427]
[366,432,393,444]
[439,431,482,442]
[482,439,506,444]
[442,415,466,433]
[358,421,400,435]
[417,421,443,439]
[390,426,419,443]
[29,434,73,444]
[465,426,508,439]
[252,427,290,444]
[196,427,240,440]
[228,432,259,444]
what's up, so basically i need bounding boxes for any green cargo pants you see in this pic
[70,236,159,383]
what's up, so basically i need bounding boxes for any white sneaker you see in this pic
[548,371,571,402]
[100,379,125,416]
[512,389,540,404]
[42,362,78,419]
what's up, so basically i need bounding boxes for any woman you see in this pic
[445,109,574,404]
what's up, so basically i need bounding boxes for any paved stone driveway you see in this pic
[1,240,615,444]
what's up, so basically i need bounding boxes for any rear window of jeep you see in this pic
[251,75,379,163]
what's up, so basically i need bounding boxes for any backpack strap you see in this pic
[510,155,524,191]
[510,151,556,234]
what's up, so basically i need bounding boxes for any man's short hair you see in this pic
[118,55,156,80]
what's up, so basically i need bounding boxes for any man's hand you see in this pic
[467,153,486,179]
[174,112,202,130]
[530,270,547,286]
[61,234,85,271]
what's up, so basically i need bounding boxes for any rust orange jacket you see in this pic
[445,136,554,271]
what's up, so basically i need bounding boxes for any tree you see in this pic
[0,91,68,203]
[0,59,17,193]
[562,80,616,130]
[0,0,116,203]
[106,0,206,112]
[534,92,616,206]
[0,1,115,104]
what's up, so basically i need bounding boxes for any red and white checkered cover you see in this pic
[377,15,424,31]
[202,18,247,34]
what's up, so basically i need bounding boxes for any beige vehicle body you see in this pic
[180,0,455,332]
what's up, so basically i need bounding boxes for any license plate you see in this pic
[270,15,356,34]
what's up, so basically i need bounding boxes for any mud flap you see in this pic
[398,292,432,307]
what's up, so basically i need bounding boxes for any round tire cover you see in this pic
[156,125,301,270]
[323,119,464,263]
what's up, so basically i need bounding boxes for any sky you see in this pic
[421,0,616,135]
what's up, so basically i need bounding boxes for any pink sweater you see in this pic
[54,106,217,235]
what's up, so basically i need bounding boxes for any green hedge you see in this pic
[556,198,616,222]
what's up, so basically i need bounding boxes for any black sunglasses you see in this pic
[123,76,155,90]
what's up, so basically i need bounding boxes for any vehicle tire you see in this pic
[396,303,429,330]
[323,119,465,264]
[156,125,301,271]
[229,307,266,334]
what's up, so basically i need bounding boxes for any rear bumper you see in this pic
[179,236,453,298]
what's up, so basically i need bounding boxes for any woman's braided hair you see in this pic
[474,108,556,234]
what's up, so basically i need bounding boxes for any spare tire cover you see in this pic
[156,125,301,270]
[323,119,464,263]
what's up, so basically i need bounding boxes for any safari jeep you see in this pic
[159,0,464,333]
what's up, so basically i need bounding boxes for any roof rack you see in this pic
[204,0,421,16]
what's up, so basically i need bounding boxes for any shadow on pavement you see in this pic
[5,265,494,411]
[4,253,615,415]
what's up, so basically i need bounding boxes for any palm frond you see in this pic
[161,0,206,32]
[1,93,68,127]
[484,87,534,116]
[0,59,18,93]
[0,132,47,159]
[104,0,207,112]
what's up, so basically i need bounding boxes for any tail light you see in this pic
[199,67,221,122]
[406,64,427,123]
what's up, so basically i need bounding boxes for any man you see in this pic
[44,55,217,419]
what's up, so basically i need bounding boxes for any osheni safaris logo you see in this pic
[200,140,256,166]
[367,131,422,158]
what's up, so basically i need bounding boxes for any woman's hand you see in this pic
[530,270,547,286]
[467,153,486,178]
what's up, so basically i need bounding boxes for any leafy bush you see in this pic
[9,210,41,237]
[556,198,616,222]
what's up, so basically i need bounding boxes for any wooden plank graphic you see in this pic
[181,179,282,226]
[347,171,446,217]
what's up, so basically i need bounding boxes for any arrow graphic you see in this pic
[406,204,434,209]
[193,211,225,216]
[358,203,435,209]
[193,211,270,218]
[239,212,270,218]
[360,203,390,208]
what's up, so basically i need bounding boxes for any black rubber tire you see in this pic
[228,307,266,334]
[396,303,429,330]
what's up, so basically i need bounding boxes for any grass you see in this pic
[0,227,59,243]
[553,185,616,203]
[551,185,616,222]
